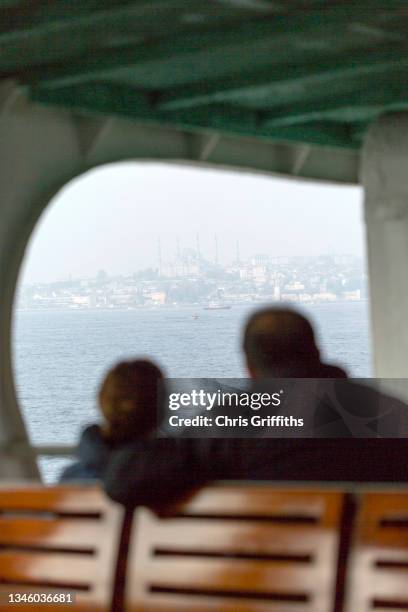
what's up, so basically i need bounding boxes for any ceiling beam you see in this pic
[156,50,408,111]
[215,0,285,12]
[0,1,185,37]
[7,3,404,87]
[30,82,357,150]
[1,0,287,39]
[262,81,408,127]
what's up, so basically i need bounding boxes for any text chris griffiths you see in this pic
[169,414,304,428]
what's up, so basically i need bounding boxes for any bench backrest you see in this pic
[126,486,344,611]
[346,491,408,611]
[0,485,123,611]
[3,485,408,611]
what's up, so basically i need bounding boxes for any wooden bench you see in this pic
[126,487,344,611]
[0,486,124,611]
[1,485,408,611]
[346,491,408,611]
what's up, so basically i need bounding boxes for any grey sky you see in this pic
[20,162,365,284]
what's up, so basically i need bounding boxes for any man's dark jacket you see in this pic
[101,365,408,508]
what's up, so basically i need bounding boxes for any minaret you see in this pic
[214,234,219,265]
[157,237,162,277]
[236,240,240,264]
[196,233,201,260]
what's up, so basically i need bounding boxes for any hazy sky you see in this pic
[20,162,365,284]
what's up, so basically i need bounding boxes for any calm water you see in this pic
[12,302,371,479]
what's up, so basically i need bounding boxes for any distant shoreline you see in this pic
[15,299,368,314]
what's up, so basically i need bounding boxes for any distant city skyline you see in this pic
[17,253,367,311]
[18,163,365,285]
[21,247,365,287]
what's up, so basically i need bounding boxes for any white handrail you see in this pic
[33,445,76,456]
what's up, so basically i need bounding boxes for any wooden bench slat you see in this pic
[351,550,408,600]
[0,517,105,549]
[142,556,332,591]
[362,570,408,598]
[0,551,99,585]
[177,488,343,526]
[127,592,317,611]
[142,518,336,557]
[0,486,109,513]
[357,492,408,547]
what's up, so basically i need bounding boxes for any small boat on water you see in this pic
[204,302,231,310]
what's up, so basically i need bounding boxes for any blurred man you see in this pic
[243,307,345,378]
[242,308,401,438]
[103,307,408,508]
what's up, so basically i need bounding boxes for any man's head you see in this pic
[99,359,163,444]
[243,307,320,377]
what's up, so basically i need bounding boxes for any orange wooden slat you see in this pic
[143,556,330,591]
[127,592,316,612]
[0,550,100,585]
[176,487,343,526]
[358,492,408,547]
[0,517,105,549]
[145,519,335,556]
[0,486,109,513]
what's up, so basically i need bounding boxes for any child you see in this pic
[60,359,163,481]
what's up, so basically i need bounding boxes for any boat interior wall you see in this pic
[362,115,408,384]
[0,92,82,479]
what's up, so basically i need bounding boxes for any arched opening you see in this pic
[12,161,367,480]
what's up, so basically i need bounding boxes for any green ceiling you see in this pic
[3,1,408,151]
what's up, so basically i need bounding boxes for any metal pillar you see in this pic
[362,113,408,381]
[0,83,84,478]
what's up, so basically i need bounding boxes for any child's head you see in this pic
[98,359,163,444]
